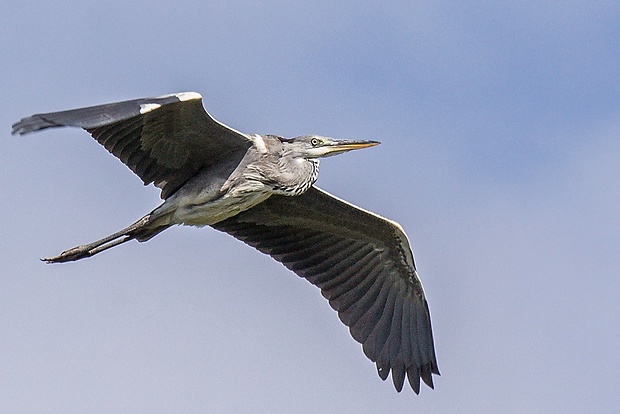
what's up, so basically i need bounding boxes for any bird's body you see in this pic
[11,92,439,393]
[142,134,320,232]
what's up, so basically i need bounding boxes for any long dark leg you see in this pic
[43,214,158,263]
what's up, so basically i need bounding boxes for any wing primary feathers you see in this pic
[350,276,393,343]
[388,293,405,360]
[391,363,407,392]
[334,267,384,330]
[407,366,422,394]
[388,295,406,375]
[363,284,398,362]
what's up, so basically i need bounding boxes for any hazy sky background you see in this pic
[1,2,619,413]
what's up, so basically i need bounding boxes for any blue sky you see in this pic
[1,2,619,413]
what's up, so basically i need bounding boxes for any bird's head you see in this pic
[287,135,380,159]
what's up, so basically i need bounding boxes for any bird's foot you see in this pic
[42,245,93,263]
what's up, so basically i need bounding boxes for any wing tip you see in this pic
[10,122,22,135]
[11,115,54,136]
[377,362,440,394]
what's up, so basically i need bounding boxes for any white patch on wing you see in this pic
[154,91,202,102]
[139,103,161,114]
[174,92,202,101]
[252,134,268,153]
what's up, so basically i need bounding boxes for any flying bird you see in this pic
[11,92,439,393]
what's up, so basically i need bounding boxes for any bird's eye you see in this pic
[311,138,320,146]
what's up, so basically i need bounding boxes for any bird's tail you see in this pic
[43,213,169,263]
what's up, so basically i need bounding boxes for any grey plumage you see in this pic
[11,92,439,393]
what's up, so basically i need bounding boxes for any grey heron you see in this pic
[11,92,439,393]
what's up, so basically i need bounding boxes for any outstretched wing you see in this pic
[11,92,252,199]
[212,186,439,393]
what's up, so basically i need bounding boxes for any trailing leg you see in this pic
[43,214,165,263]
